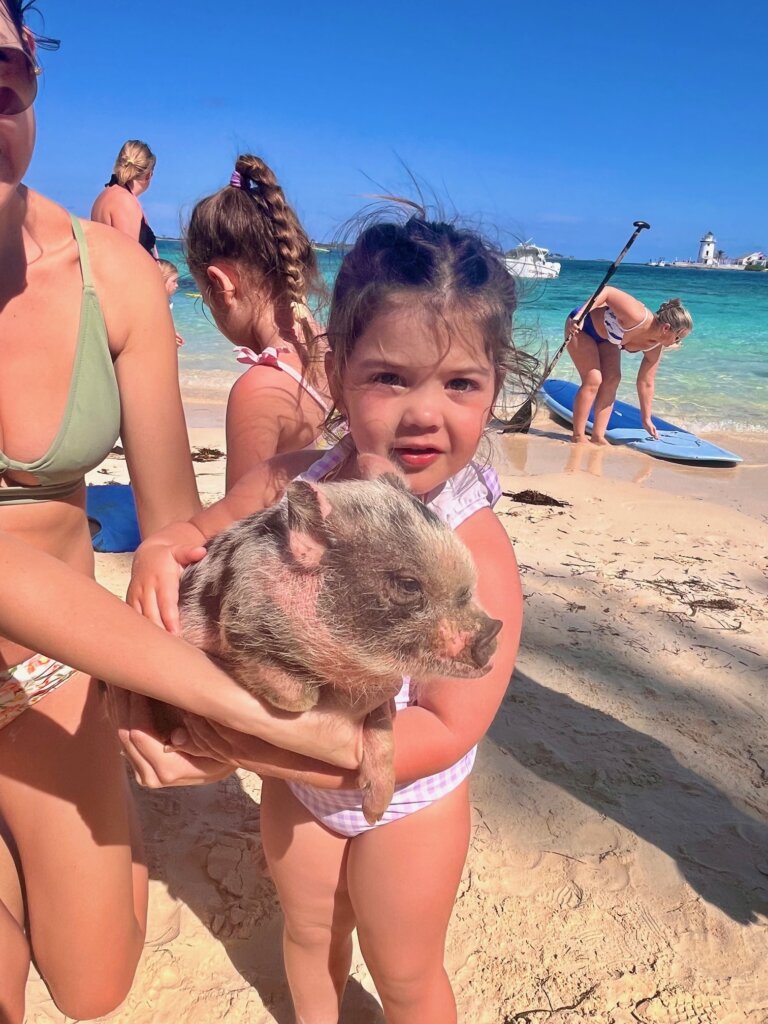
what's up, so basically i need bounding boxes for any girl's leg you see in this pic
[347,780,471,1024]
[590,344,622,443]
[0,673,148,1021]
[566,332,602,442]
[260,778,355,1024]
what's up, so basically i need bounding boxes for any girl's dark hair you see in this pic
[326,211,541,427]
[185,154,322,380]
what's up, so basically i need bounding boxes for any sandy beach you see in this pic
[24,400,768,1024]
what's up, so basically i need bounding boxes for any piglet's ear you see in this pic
[284,482,332,571]
[357,453,411,493]
[286,481,333,531]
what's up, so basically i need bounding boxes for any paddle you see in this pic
[502,220,651,432]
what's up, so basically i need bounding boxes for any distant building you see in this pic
[697,231,716,265]
[737,251,766,266]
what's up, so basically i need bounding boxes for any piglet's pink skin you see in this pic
[177,475,500,823]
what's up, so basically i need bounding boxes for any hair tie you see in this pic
[230,171,252,190]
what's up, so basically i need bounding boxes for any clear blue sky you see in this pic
[24,1,768,259]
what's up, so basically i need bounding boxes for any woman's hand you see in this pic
[642,417,659,440]
[172,702,364,774]
[108,687,234,788]
[167,710,362,787]
[127,539,207,633]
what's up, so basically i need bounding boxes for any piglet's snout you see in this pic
[471,617,502,668]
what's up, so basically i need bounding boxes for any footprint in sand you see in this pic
[573,853,631,894]
[472,844,551,898]
[633,987,734,1024]
[204,835,279,939]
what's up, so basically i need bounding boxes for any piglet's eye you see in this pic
[394,576,422,594]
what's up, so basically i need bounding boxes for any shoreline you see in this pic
[182,390,768,520]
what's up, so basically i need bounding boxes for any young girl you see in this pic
[128,212,538,1022]
[157,257,185,346]
[185,154,331,489]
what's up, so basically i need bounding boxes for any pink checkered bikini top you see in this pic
[286,437,501,836]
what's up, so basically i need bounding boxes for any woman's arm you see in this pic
[88,223,201,535]
[0,531,360,767]
[636,346,663,437]
[574,286,646,327]
[92,189,144,242]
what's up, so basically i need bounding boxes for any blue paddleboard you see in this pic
[86,483,141,552]
[540,380,742,465]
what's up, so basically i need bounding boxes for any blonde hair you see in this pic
[156,259,178,285]
[655,298,693,336]
[112,140,156,189]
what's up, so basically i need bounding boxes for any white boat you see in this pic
[504,242,561,279]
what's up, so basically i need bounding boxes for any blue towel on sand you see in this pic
[86,483,141,553]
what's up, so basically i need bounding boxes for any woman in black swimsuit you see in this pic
[90,139,157,255]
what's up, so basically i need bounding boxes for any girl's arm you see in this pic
[0,531,359,768]
[636,346,663,437]
[390,507,521,783]
[127,448,319,631]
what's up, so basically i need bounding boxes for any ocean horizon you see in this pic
[160,241,768,435]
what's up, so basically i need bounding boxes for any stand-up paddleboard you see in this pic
[86,483,141,552]
[540,379,743,465]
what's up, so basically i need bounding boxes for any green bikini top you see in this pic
[0,216,121,505]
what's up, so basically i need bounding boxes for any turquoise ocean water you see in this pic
[160,241,768,434]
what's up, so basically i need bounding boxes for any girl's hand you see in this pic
[127,539,207,633]
[642,417,659,440]
[109,688,234,788]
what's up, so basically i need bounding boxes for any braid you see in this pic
[235,156,313,307]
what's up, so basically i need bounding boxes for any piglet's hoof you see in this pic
[360,776,395,825]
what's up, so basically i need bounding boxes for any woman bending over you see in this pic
[565,287,692,444]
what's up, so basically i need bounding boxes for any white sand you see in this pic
[24,406,768,1023]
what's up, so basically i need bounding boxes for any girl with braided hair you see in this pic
[564,288,693,444]
[186,155,330,488]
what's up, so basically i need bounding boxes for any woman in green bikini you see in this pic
[0,5,357,1021]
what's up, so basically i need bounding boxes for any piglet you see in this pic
[179,466,501,823]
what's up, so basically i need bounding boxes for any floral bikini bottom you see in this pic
[0,654,79,729]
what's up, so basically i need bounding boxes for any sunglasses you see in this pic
[0,46,39,116]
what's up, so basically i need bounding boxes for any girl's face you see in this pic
[337,302,497,495]
[0,11,36,209]
[164,273,179,298]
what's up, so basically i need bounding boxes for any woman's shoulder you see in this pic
[81,218,159,281]
[605,286,646,320]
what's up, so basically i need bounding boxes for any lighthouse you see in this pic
[698,231,716,265]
